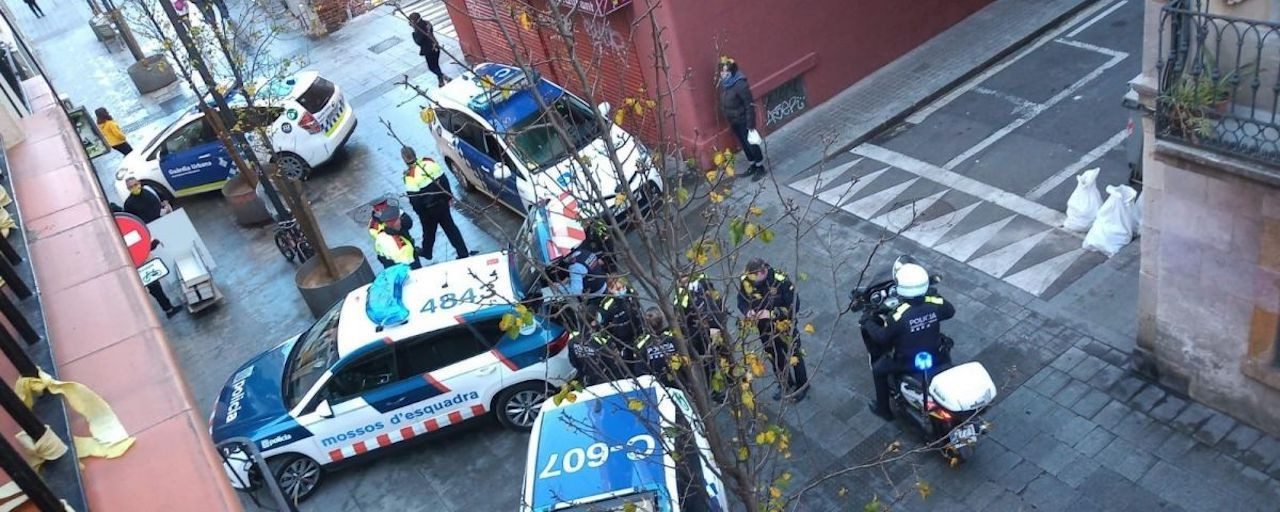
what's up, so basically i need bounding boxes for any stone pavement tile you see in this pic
[1079,340,1113,359]
[1050,413,1098,447]
[962,480,1004,509]
[1148,394,1188,423]
[1193,413,1237,446]
[1080,466,1177,511]
[973,441,1024,482]
[986,491,1033,511]
[1067,354,1107,382]
[1138,460,1246,512]
[1109,375,1148,402]
[1217,424,1263,459]
[1089,399,1130,430]
[1090,364,1127,393]
[1051,378,1090,408]
[997,459,1043,493]
[794,410,865,463]
[988,413,1038,452]
[1267,455,1280,481]
[1016,432,1079,476]
[1154,433,1199,462]
[1133,421,1177,453]
[1057,457,1101,488]
[1129,384,1166,413]
[1240,435,1280,471]
[1110,407,1154,444]
[1074,426,1115,458]
[1171,402,1215,434]
[1094,437,1156,482]
[1070,389,1111,418]
[1018,474,1077,512]
[1097,347,1130,368]
[1049,346,1088,373]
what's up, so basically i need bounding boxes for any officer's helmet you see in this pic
[895,263,930,299]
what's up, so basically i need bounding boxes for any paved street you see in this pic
[17,0,1280,509]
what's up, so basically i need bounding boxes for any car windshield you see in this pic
[282,304,342,409]
[508,95,602,172]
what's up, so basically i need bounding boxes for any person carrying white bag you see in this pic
[1063,168,1102,232]
[1083,184,1140,257]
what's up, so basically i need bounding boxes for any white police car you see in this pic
[114,71,356,202]
[521,376,728,512]
[428,63,662,221]
[209,252,573,501]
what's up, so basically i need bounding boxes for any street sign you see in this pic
[114,212,152,267]
[137,258,169,286]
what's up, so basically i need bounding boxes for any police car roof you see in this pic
[335,251,516,358]
[429,63,565,133]
[527,377,673,509]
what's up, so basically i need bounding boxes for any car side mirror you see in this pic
[493,162,511,180]
[316,400,334,419]
[597,101,611,118]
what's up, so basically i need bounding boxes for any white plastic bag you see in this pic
[1083,184,1139,256]
[747,129,763,146]
[1062,168,1102,232]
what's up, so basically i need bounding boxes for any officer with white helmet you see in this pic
[860,262,955,421]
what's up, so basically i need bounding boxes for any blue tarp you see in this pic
[366,264,410,327]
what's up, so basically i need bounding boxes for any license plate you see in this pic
[950,424,977,445]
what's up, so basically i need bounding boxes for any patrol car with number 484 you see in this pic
[209,249,575,502]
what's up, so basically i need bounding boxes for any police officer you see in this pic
[560,241,609,297]
[372,206,422,270]
[401,147,475,261]
[634,308,680,388]
[860,263,955,421]
[675,271,729,396]
[736,258,809,402]
[598,276,641,343]
[567,306,632,386]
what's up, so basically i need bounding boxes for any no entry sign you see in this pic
[114,213,152,267]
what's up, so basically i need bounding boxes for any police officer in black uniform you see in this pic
[634,308,680,388]
[736,258,809,402]
[675,272,730,397]
[567,305,634,386]
[598,276,641,345]
[860,263,955,421]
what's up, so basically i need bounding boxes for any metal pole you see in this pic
[0,292,38,343]
[0,326,37,378]
[0,424,61,511]
[0,231,22,264]
[0,257,31,299]
[0,381,45,441]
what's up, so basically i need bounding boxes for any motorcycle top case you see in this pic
[928,362,997,412]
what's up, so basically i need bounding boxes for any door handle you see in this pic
[476,366,498,376]
[198,153,212,159]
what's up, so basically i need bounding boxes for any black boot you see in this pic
[867,401,894,421]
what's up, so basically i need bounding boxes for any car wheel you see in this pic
[276,152,312,180]
[142,180,175,202]
[269,454,323,503]
[446,158,476,192]
[495,381,549,431]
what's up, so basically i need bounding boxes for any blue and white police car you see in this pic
[521,376,728,512]
[114,71,356,202]
[209,252,573,501]
[427,63,663,221]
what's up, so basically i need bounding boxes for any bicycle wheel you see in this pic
[297,238,315,262]
[275,230,297,263]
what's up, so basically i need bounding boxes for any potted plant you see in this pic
[1162,71,1234,141]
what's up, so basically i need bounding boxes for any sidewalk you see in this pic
[762,0,1100,178]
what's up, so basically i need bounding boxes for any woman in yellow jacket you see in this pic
[95,107,131,155]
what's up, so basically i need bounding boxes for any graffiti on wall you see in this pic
[583,17,626,55]
[763,76,808,128]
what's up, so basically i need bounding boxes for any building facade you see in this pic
[447,0,991,161]
[1135,0,1280,436]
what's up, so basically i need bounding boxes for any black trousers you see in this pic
[729,121,763,168]
[757,320,808,393]
[24,0,43,17]
[146,281,174,311]
[112,143,133,156]
[411,197,468,260]
[871,351,952,415]
[424,51,445,81]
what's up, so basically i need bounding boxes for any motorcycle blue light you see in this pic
[914,352,934,372]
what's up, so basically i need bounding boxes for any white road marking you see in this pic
[941,46,1127,171]
[1026,129,1128,200]
[902,200,980,247]
[1065,0,1128,39]
[842,178,919,218]
[973,87,1042,114]
[1004,248,1085,295]
[1052,38,1128,59]
[819,167,889,206]
[873,189,949,232]
[790,157,862,196]
[969,229,1051,278]
[851,144,1069,228]
[934,215,1017,262]
[903,0,1124,124]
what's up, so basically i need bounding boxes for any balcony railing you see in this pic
[1156,1,1280,165]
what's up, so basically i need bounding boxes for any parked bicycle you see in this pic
[274,218,314,264]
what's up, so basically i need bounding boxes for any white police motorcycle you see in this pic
[850,257,998,464]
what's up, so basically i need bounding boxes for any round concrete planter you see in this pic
[221,174,272,226]
[127,55,177,94]
[295,246,374,318]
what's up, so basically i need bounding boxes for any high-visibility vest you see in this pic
[374,231,415,264]
[368,219,385,240]
[405,158,445,193]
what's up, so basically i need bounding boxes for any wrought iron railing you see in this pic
[1156,1,1280,165]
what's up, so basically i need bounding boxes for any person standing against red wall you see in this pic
[718,58,766,182]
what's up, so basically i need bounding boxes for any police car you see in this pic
[521,376,728,512]
[114,71,357,202]
[427,63,662,221]
[209,252,573,501]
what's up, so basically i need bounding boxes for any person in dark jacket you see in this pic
[409,13,449,87]
[675,271,730,398]
[736,258,809,402]
[718,59,766,181]
[634,308,680,388]
[860,263,955,421]
[568,306,634,386]
[122,178,168,223]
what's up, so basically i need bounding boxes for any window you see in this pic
[467,317,509,345]
[161,119,216,156]
[395,326,489,376]
[325,347,397,403]
[283,303,343,409]
[509,95,602,171]
[443,109,488,151]
[762,76,808,128]
[236,106,283,131]
[296,76,335,113]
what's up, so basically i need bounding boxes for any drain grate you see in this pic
[368,36,403,54]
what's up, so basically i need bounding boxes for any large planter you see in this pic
[127,54,177,94]
[295,246,374,318]
[221,174,272,226]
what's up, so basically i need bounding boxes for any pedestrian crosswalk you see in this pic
[789,145,1108,299]
[393,0,457,40]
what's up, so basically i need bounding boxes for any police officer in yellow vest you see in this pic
[401,147,475,261]
[373,205,422,270]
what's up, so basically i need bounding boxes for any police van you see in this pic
[520,376,728,512]
[209,252,574,501]
[427,63,662,221]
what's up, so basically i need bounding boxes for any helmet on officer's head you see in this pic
[892,255,918,277]
[895,263,930,299]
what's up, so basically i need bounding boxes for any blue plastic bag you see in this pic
[366,264,410,328]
